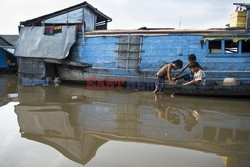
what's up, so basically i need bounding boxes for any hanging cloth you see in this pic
[44,26,54,36]
[54,26,62,34]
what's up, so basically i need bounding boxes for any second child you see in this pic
[183,62,206,86]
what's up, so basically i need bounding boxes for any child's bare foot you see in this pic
[171,93,175,98]
[153,89,159,94]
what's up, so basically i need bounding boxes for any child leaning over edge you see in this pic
[173,54,203,82]
[153,59,183,93]
[183,62,206,86]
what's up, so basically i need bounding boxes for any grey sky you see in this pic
[0,0,247,34]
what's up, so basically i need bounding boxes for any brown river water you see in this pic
[0,75,250,167]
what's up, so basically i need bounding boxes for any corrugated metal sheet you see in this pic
[45,8,83,24]
[20,2,112,26]
[15,26,76,59]
[18,58,46,79]
[84,8,97,31]
[0,35,19,46]
[0,36,13,48]
[44,8,97,31]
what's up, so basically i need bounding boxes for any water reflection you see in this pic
[0,75,18,106]
[11,85,250,167]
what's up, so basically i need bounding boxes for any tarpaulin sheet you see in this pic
[15,26,76,59]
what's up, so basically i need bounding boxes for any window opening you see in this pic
[208,40,221,53]
[225,40,238,53]
[242,40,250,53]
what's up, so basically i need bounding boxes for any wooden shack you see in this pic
[15,1,111,80]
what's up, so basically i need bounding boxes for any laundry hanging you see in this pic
[43,26,62,36]
[53,26,62,34]
[43,26,54,36]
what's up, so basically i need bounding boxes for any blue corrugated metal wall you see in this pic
[71,34,250,79]
[72,35,205,71]
[0,48,7,68]
[141,35,204,71]
[72,37,117,68]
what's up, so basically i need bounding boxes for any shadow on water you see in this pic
[1,75,250,166]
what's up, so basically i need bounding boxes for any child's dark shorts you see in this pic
[155,75,165,82]
[182,73,193,81]
[155,75,165,89]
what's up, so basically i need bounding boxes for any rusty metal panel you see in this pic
[130,36,141,43]
[15,26,76,59]
[118,36,129,43]
[118,44,128,52]
[117,59,140,69]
